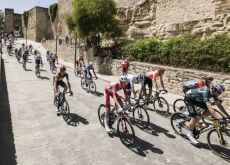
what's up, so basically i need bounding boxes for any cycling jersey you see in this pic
[145,70,161,79]
[35,54,42,61]
[121,58,129,69]
[55,72,69,82]
[185,86,220,107]
[183,79,205,93]
[104,82,126,109]
[84,64,94,71]
[126,74,144,88]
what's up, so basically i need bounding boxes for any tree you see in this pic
[71,0,122,39]
[0,10,4,31]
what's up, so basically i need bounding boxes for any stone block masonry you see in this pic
[22,7,53,42]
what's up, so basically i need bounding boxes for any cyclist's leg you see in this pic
[104,90,111,129]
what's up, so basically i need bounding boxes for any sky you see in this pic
[0,0,57,14]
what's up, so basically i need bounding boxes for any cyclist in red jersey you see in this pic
[103,76,129,132]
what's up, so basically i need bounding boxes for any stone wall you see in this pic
[13,14,22,33]
[56,0,72,37]
[111,59,230,107]
[41,40,95,64]
[156,0,215,24]
[4,9,14,33]
[117,0,230,39]
[35,7,53,42]
[22,7,53,42]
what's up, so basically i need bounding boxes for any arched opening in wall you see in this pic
[14,25,19,31]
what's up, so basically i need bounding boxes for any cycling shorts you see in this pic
[144,77,152,88]
[104,89,121,109]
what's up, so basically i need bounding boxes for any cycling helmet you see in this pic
[212,82,225,95]
[137,73,145,81]
[119,76,128,83]
[158,68,165,74]
[60,65,66,72]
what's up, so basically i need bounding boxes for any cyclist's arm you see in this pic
[66,80,72,93]
[216,102,230,118]
[92,68,97,78]
[65,74,72,93]
[160,75,165,90]
[153,78,159,91]
[113,94,122,108]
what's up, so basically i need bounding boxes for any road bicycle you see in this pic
[171,107,230,160]
[98,104,135,146]
[137,89,169,116]
[55,91,72,122]
[119,96,150,129]
[81,76,97,93]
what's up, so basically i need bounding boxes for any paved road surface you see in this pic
[0,39,229,165]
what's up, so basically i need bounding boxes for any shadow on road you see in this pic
[25,69,32,72]
[144,122,176,139]
[40,69,47,72]
[93,91,104,97]
[67,113,89,126]
[0,60,17,165]
[39,76,50,80]
[106,128,163,157]
[126,136,164,157]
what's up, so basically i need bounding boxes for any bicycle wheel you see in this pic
[153,97,169,116]
[117,117,135,146]
[207,128,230,160]
[89,81,96,93]
[173,98,185,112]
[132,106,150,129]
[170,112,190,135]
[98,104,106,127]
[60,100,70,122]
[81,78,87,90]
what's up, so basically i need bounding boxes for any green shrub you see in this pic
[113,33,230,72]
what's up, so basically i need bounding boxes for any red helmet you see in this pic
[60,65,66,72]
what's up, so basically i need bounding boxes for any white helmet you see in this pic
[119,76,128,83]
[212,82,225,95]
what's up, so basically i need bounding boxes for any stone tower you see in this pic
[4,8,14,33]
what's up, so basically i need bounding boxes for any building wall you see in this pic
[35,7,53,42]
[4,9,14,33]
[13,14,22,33]
[56,0,72,37]
[22,7,53,42]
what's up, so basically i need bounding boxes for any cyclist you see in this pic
[29,44,33,53]
[34,50,43,72]
[182,75,214,94]
[7,42,13,55]
[184,82,229,145]
[22,43,25,50]
[22,47,29,66]
[144,68,167,98]
[53,65,73,108]
[126,73,145,99]
[76,55,85,68]
[103,76,129,132]
[83,62,97,80]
